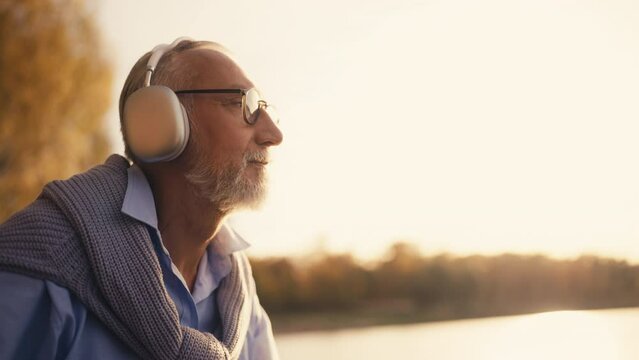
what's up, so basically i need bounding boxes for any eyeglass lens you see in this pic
[244,89,279,125]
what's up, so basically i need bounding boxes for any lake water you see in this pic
[276,308,639,360]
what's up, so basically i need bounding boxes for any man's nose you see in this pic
[255,111,283,147]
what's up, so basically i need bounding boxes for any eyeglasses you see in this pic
[174,88,279,126]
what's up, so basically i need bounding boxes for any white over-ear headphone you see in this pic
[123,37,193,163]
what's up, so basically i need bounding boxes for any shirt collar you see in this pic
[122,165,158,229]
[192,226,251,303]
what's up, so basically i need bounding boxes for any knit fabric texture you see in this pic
[0,155,251,359]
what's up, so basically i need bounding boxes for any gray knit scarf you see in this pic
[0,155,251,359]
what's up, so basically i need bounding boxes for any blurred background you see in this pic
[1,0,638,358]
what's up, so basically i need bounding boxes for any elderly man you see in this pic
[0,38,282,359]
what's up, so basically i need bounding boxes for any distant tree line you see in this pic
[250,242,639,328]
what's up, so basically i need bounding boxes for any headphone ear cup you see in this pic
[123,86,190,163]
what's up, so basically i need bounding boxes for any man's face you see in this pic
[178,48,283,211]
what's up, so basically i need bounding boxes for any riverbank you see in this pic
[270,305,639,333]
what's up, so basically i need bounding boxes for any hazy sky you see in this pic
[96,0,639,261]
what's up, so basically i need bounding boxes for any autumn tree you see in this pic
[0,0,112,221]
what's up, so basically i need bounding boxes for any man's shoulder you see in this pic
[0,154,129,234]
[0,196,75,251]
[0,195,80,288]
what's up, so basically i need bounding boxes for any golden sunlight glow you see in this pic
[97,0,639,262]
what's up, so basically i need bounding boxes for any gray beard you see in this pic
[185,151,267,212]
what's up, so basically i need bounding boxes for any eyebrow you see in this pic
[228,83,254,90]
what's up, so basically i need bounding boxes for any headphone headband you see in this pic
[143,37,194,87]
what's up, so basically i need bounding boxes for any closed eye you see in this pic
[220,100,243,107]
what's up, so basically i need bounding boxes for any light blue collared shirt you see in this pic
[0,166,279,360]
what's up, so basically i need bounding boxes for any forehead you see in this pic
[179,48,254,89]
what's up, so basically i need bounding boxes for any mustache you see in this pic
[244,151,270,164]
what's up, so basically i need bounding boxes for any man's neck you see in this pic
[146,169,228,292]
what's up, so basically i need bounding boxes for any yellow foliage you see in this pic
[0,0,112,221]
